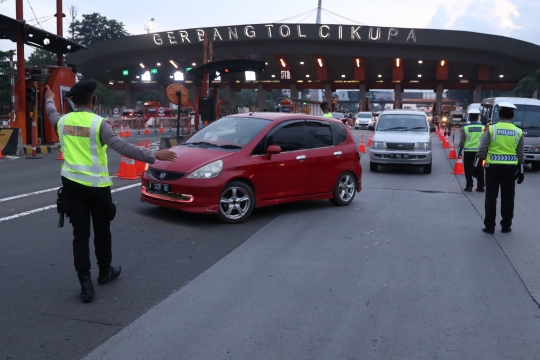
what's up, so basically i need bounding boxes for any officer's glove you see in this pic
[515,163,524,184]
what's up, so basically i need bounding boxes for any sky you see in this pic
[1,0,539,58]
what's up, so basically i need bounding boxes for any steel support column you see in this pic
[257,85,266,112]
[473,84,483,103]
[290,84,299,99]
[359,84,367,112]
[16,0,26,143]
[394,83,402,109]
[435,84,444,115]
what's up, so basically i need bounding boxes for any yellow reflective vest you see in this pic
[58,112,112,187]
[486,122,522,165]
[323,113,333,118]
[463,123,484,152]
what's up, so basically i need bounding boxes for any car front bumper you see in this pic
[369,149,432,165]
[524,153,540,162]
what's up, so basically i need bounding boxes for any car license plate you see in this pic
[392,154,409,159]
[148,181,170,194]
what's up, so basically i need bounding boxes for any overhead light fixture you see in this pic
[174,71,184,81]
[440,60,445,66]
[356,58,361,68]
[265,62,268,65]
[157,62,161,66]
[499,74,504,78]
[418,74,422,78]
[410,80,419,83]
[139,63,145,68]
[109,81,114,85]
[396,58,400,67]
[459,74,463,78]
[378,74,382,78]
[280,58,286,68]
[306,74,310,78]
[418,60,423,64]
[245,71,256,81]
[169,60,178,68]
[300,61,304,65]
[192,62,196,66]
[136,75,140,78]
[169,76,173,78]
[271,74,275,78]
[341,74,346,78]
[318,58,323,67]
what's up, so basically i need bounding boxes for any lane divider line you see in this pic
[0,183,141,223]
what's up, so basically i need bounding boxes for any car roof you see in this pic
[481,97,540,106]
[227,112,345,124]
[380,109,427,116]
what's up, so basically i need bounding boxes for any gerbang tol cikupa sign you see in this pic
[152,23,418,47]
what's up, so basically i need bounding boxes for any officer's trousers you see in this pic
[484,164,516,230]
[463,152,485,188]
[62,177,114,274]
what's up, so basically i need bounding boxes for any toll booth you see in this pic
[16,66,76,144]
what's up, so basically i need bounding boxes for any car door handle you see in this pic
[334,151,342,156]
[296,155,306,161]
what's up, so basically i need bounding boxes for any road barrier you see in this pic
[0,128,23,155]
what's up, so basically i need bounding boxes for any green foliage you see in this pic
[26,48,58,67]
[93,80,124,108]
[235,89,257,109]
[0,50,12,114]
[136,90,159,103]
[446,89,473,106]
[513,68,540,98]
[69,13,129,46]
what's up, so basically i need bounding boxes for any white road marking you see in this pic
[0,183,141,223]
[0,187,60,203]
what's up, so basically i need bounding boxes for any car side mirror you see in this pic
[430,125,436,133]
[265,145,282,160]
[368,125,375,131]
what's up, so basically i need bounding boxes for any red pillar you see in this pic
[16,0,27,143]
[194,88,200,131]
[56,0,64,66]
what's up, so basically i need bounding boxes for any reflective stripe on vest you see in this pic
[486,123,521,165]
[58,113,112,187]
[463,124,484,152]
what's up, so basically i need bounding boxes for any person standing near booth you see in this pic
[320,102,333,118]
[458,108,485,192]
[44,81,177,303]
[476,102,524,234]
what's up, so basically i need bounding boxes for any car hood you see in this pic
[373,131,430,143]
[150,145,236,174]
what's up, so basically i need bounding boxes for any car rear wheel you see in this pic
[217,181,255,224]
[423,161,432,174]
[531,162,540,172]
[330,172,356,206]
[370,162,378,172]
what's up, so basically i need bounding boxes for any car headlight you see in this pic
[187,159,223,179]
[442,117,447,121]
[372,141,386,149]
[528,145,540,153]
[415,142,431,150]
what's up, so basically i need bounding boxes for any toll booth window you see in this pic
[148,109,157,114]
[331,122,348,145]
[306,121,333,149]
[267,122,304,152]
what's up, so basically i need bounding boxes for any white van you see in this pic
[480,97,540,171]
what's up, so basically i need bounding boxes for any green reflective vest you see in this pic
[463,123,484,152]
[486,122,522,165]
[58,112,112,187]
[323,113,333,118]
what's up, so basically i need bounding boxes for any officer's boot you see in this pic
[78,271,95,303]
[97,265,122,285]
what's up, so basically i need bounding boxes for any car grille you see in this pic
[386,143,415,150]
[524,145,530,152]
[149,169,185,181]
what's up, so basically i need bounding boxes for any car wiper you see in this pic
[218,144,243,149]
[380,126,408,131]
[185,141,217,147]
[404,127,428,131]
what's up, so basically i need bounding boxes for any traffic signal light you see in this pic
[26,86,37,105]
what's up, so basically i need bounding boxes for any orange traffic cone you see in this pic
[452,157,465,175]
[367,131,373,147]
[144,122,150,135]
[56,150,64,160]
[125,125,131,137]
[448,142,457,159]
[359,134,366,153]
[443,136,450,149]
[145,139,149,149]
[119,125,125,138]
[119,157,139,180]
[159,123,164,133]
[135,141,145,175]
[0,148,4,158]
[114,155,127,177]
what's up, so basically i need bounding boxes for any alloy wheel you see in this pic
[219,186,251,220]
[338,174,355,202]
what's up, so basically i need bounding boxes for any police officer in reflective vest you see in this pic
[458,108,485,192]
[320,102,333,118]
[45,81,177,303]
[476,102,524,234]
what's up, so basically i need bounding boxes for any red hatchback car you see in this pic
[140,113,362,223]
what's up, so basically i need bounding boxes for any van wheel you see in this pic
[423,162,432,174]
[217,181,255,224]
[330,172,357,206]
[370,162,378,172]
[531,162,540,172]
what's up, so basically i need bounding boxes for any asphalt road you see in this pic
[2,129,540,359]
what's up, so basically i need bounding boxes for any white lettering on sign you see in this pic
[369,28,381,41]
[196,29,205,42]
[338,26,343,40]
[407,29,417,43]
[245,26,256,38]
[265,24,273,38]
[280,25,291,38]
[297,25,306,38]
[153,34,163,46]
[178,30,190,43]
[228,27,238,40]
[319,25,330,39]
[351,26,361,40]
[167,31,177,44]
[213,28,223,41]
[388,28,399,41]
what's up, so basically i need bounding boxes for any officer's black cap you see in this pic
[67,80,97,98]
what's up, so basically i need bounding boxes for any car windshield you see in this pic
[376,114,428,132]
[331,112,345,118]
[357,113,371,118]
[492,104,540,129]
[184,117,270,149]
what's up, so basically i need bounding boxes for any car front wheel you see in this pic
[330,172,357,206]
[217,181,255,224]
[531,162,540,172]
[370,162,378,172]
[423,161,432,174]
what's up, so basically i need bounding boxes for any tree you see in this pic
[26,48,58,67]
[93,80,124,114]
[234,89,257,109]
[69,13,129,46]
[136,90,160,104]
[513,68,540,98]
[0,50,12,115]
[445,89,473,106]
